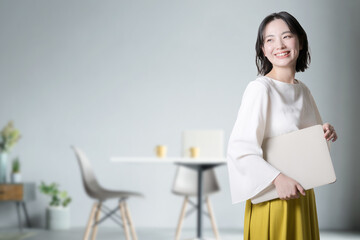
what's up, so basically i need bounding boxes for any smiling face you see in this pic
[262,19,301,71]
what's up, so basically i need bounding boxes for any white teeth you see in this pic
[276,52,289,56]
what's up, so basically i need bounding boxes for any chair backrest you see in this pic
[71,146,103,199]
[182,130,224,158]
[172,130,224,196]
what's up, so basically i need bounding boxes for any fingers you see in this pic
[323,123,338,142]
[293,192,300,199]
[274,175,306,200]
[278,188,303,200]
[325,129,332,139]
[332,131,338,142]
[329,131,337,142]
[323,123,333,132]
[323,124,332,138]
[296,184,306,196]
[322,123,331,131]
[326,130,337,141]
[280,192,299,200]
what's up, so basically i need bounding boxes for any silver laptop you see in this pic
[251,124,336,204]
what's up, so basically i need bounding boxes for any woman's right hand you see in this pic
[273,173,306,200]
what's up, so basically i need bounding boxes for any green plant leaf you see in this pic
[39,181,71,207]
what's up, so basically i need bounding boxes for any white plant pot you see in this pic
[46,206,70,230]
[11,172,22,183]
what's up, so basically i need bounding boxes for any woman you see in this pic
[227,12,338,240]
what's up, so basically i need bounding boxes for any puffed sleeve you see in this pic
[227,81,280,204]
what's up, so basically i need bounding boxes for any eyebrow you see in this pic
[264,31,293,38]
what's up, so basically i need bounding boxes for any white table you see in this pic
[110,157,226,240]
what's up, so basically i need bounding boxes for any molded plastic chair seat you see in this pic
[72,146,142,240]
[91,189,143,201]
[172,167,219,197]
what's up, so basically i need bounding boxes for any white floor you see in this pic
[0,228,359,240]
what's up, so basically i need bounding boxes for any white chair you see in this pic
[72,146,143,240]
[172,130,224,240]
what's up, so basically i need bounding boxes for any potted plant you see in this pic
[11,157,22,183]
[0,121,21,183]
[39,181,72,230]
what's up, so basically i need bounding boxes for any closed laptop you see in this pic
[251,125,336,204]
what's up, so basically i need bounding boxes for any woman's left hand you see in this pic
[323,123,338,142]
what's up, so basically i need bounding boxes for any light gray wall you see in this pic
[0,0,359,231]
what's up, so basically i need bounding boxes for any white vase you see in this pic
[11,172,22,183]
[46,206,70,230]
[0,152,8,183]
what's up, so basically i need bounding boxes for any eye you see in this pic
[284,35,292,39]
[266,38,272,42]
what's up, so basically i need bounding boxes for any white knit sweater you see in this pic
[227,76,323,204]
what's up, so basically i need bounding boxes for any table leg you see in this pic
[15,202,22,231]
[21,202,31,228]
[196,167,203,239]
[179,163,222,240]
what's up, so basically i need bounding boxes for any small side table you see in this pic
[0,183,36,230]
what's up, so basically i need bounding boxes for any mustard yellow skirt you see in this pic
[244,189,319,240]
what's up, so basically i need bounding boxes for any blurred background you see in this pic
[0,0,359,234]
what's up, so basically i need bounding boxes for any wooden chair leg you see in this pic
[83,202,98,240]
[124,202,138,240]
[119,201,131,240]
[206,197,220,240]
[175,196,188,240]
[91,202,102,240]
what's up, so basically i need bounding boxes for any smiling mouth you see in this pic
[275,51,290,57]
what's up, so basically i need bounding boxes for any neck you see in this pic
[266,67,296,84]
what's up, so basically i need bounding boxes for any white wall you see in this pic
[0,0,359,231]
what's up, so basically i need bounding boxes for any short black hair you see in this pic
[255,11,311,75]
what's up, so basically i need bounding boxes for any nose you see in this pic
[275,38,286,49]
